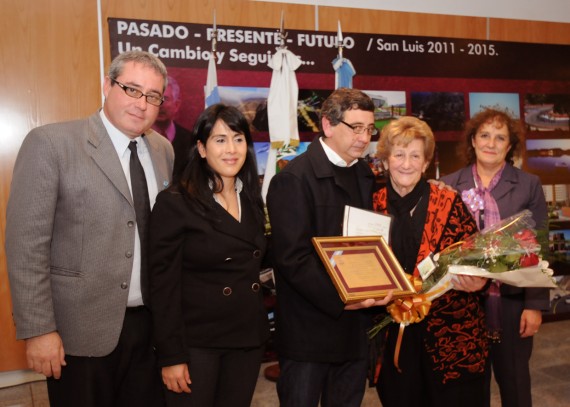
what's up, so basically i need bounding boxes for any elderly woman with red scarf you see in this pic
[374,116,489,407]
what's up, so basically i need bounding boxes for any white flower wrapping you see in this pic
[447,261,557,288]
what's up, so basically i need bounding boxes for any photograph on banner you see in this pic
[549,229,570,255]
[214,86,328,136]
[469,92,521,118]
[364,90,407,130]
[410,91,466,131]
[525,138,570,184]
[524,94,570,133]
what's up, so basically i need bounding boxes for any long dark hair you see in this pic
[177,104,264,223]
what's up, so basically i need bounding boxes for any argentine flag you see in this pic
[204,56,221,107]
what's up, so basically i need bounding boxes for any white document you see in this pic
[342,205,393,243]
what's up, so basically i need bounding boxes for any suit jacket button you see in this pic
[251,283,260,292]
[127,221,135,228]
[121,282,128,289]
[223,287,232,296]
[253,249,261,258]
[224,257,232,262]
[125,251,132,258]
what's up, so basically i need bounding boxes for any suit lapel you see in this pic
[143,130,171,191]
[491,164,517,202]
[87,114,133,205]
[455,166,476,190]
[211,196,261,247]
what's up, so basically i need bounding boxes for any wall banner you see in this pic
[108,18,570,184]
[109,18,569,80]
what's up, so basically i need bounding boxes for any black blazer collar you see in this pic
[210,194,263,247]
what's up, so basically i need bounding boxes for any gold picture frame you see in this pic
[312,236,417,304]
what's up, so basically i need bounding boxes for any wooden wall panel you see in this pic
[318,8,488,39]
[0,0,568,375]
[490,19,570,44]
[0,0,99,372]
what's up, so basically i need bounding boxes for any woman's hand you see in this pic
[428,179,456,193]
[162,363,191,393]
[453,275,487,292]
[344,290,394,310]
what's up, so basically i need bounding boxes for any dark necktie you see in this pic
[128,140,151,304]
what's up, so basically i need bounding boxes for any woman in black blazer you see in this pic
[149,104,269,407]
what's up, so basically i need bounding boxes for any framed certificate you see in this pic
[312,236,418,304]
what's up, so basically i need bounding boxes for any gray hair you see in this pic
[108,51,168,91]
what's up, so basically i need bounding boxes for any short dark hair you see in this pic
[463,108,523,165]
[178,104,263,222]
[319,88,375,131]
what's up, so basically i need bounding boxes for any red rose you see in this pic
[519,253,539,267]
[514,229,539,250]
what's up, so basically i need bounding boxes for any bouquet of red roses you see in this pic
[439,209,556,288]
[368,210,555,378]
[369,210,556,339]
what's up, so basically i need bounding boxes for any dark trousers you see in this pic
[377,323,485,407]
[277,357,368,407]
[47,306,163,407]
[163,346,264,407]
[484,296,533,407]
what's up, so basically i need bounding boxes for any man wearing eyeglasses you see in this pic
[6,50,173,407]
[266,88,393,407]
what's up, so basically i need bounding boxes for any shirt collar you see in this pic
[319,137,358,167]
[99,110,144,156]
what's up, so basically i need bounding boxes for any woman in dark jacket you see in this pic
[441,108,549,407]
[149,104,269,407]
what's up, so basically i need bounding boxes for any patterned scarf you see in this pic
[462,163,505,341]
[461,164,504,230]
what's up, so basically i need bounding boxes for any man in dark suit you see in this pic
[266,88,392,407]
[151,75,192,180]
[6,51,174,407]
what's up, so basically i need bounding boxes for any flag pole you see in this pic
[211,9,217,62]
[337,20,343,59]
[278,10,287,49]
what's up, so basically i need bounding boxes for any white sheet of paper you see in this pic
[342,205,392,243]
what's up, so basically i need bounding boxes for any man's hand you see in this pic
[25,332,66,379]
[162,364,192,393]
[344,290,394,310]
[520,309,542,338]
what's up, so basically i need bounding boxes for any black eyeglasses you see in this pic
[110,78,164,106]
[339,120,378,136]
